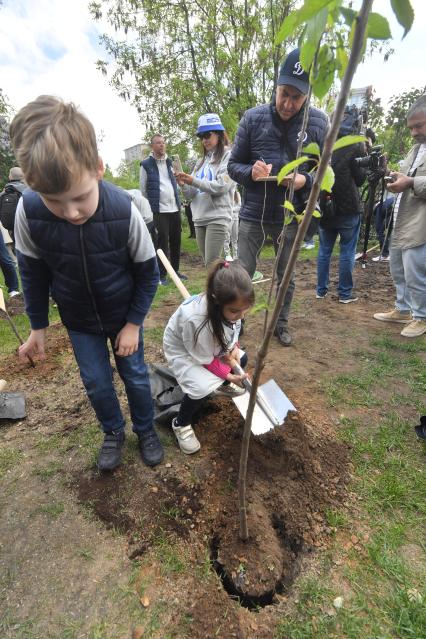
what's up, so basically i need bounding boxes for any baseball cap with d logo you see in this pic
[277,48,310,94]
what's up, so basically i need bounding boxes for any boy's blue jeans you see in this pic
[317,214,361,300]
[0,232,19,293]
[68,328,154,435]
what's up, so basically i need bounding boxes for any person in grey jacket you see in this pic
[374,94,426,338]
[175,113,235,266]
[228,49,328,346]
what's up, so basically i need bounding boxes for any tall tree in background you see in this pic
[89,0,295,142]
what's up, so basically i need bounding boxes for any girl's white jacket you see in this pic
[163,293,241,399]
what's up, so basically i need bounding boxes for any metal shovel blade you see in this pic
[0,392,27,420]
[232,379,296,436]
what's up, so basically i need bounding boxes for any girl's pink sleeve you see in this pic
[203,357,231,380]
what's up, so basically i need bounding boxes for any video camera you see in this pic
[353,145,386,176]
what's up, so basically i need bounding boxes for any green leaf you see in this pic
[300,40,317,72]
[300,7,328,69]
[277,156,309,183]
[284,200,295,213]
[302,142,320,156]
[310,44,335,100]
[339,7,356,26]
[295,214,304,223]
[390,0,414,38]
[336,45,348,80]
[332,135,366,151]
[275,0,335,44]
[321,165,335,192]
[367,12,392,40]
[283,215,294,225]
[312,209,322,218]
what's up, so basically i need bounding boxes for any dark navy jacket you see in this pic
[17,181,159,334]
[228,102,329,224]
[140,156,180,213]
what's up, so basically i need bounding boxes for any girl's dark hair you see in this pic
[194,259,255,352]
[198,130,230,166]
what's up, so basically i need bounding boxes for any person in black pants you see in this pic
[140,134,187,285]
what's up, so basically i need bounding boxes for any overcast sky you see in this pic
[0,0,424,172]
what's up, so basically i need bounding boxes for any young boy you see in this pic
[10,95,163,471]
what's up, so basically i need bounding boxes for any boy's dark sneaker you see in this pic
[98,430,125,471]
[177,272,188,281]
[138,429,164,466]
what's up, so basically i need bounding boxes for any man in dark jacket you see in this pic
[228,49,328,346]
[140,134,186,285]
[316,132,367,303]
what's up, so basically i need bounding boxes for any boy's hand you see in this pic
[114,322,140,357]
[19,328,46,362]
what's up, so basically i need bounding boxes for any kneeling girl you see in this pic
[163,259,254,454]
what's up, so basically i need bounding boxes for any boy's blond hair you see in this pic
[9,95,99,194]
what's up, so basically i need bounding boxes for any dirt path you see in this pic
[0,254,420,638]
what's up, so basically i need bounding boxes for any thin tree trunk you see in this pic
[238,0,375,541]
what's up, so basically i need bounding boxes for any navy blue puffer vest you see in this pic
[22,181,135,334]
[140,156,180,213]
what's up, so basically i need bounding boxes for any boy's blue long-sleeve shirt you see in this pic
[14,181,159,334]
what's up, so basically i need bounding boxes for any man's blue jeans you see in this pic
[0,231,19,293]
[317,214,361,300]
[68,329,154,435]
[390,242,426,319]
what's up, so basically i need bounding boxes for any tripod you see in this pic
[360,169,387,268]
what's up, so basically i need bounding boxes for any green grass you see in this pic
[275,333,426,639]
[0,448,24,478]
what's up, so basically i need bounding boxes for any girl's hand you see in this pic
[225,372,247,388]
[222,347,240,366]
[114,323,140,357]
[18,328,46,362]
[175,172,193,186]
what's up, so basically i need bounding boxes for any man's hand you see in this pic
[285,172,307,191]
[114,322,140,357]
[18,328,46,362]
[174,171,193,186]
[252,160,273,181]
[387,172,414,194]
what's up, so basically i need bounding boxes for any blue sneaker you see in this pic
[159,278,169,286]
[176,272,188,281]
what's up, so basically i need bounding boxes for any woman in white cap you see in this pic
[175,113,235,266]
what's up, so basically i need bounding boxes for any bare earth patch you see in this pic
[0,255,420,638]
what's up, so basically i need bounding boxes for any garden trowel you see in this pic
[156,249,296,435]
[0,379,27,420]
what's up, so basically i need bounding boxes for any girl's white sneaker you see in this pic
[172,418,201,454]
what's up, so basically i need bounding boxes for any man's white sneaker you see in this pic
[172,418,201,454]
[9,291,20,297]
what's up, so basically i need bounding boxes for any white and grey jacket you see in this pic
[181,149,235,226]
